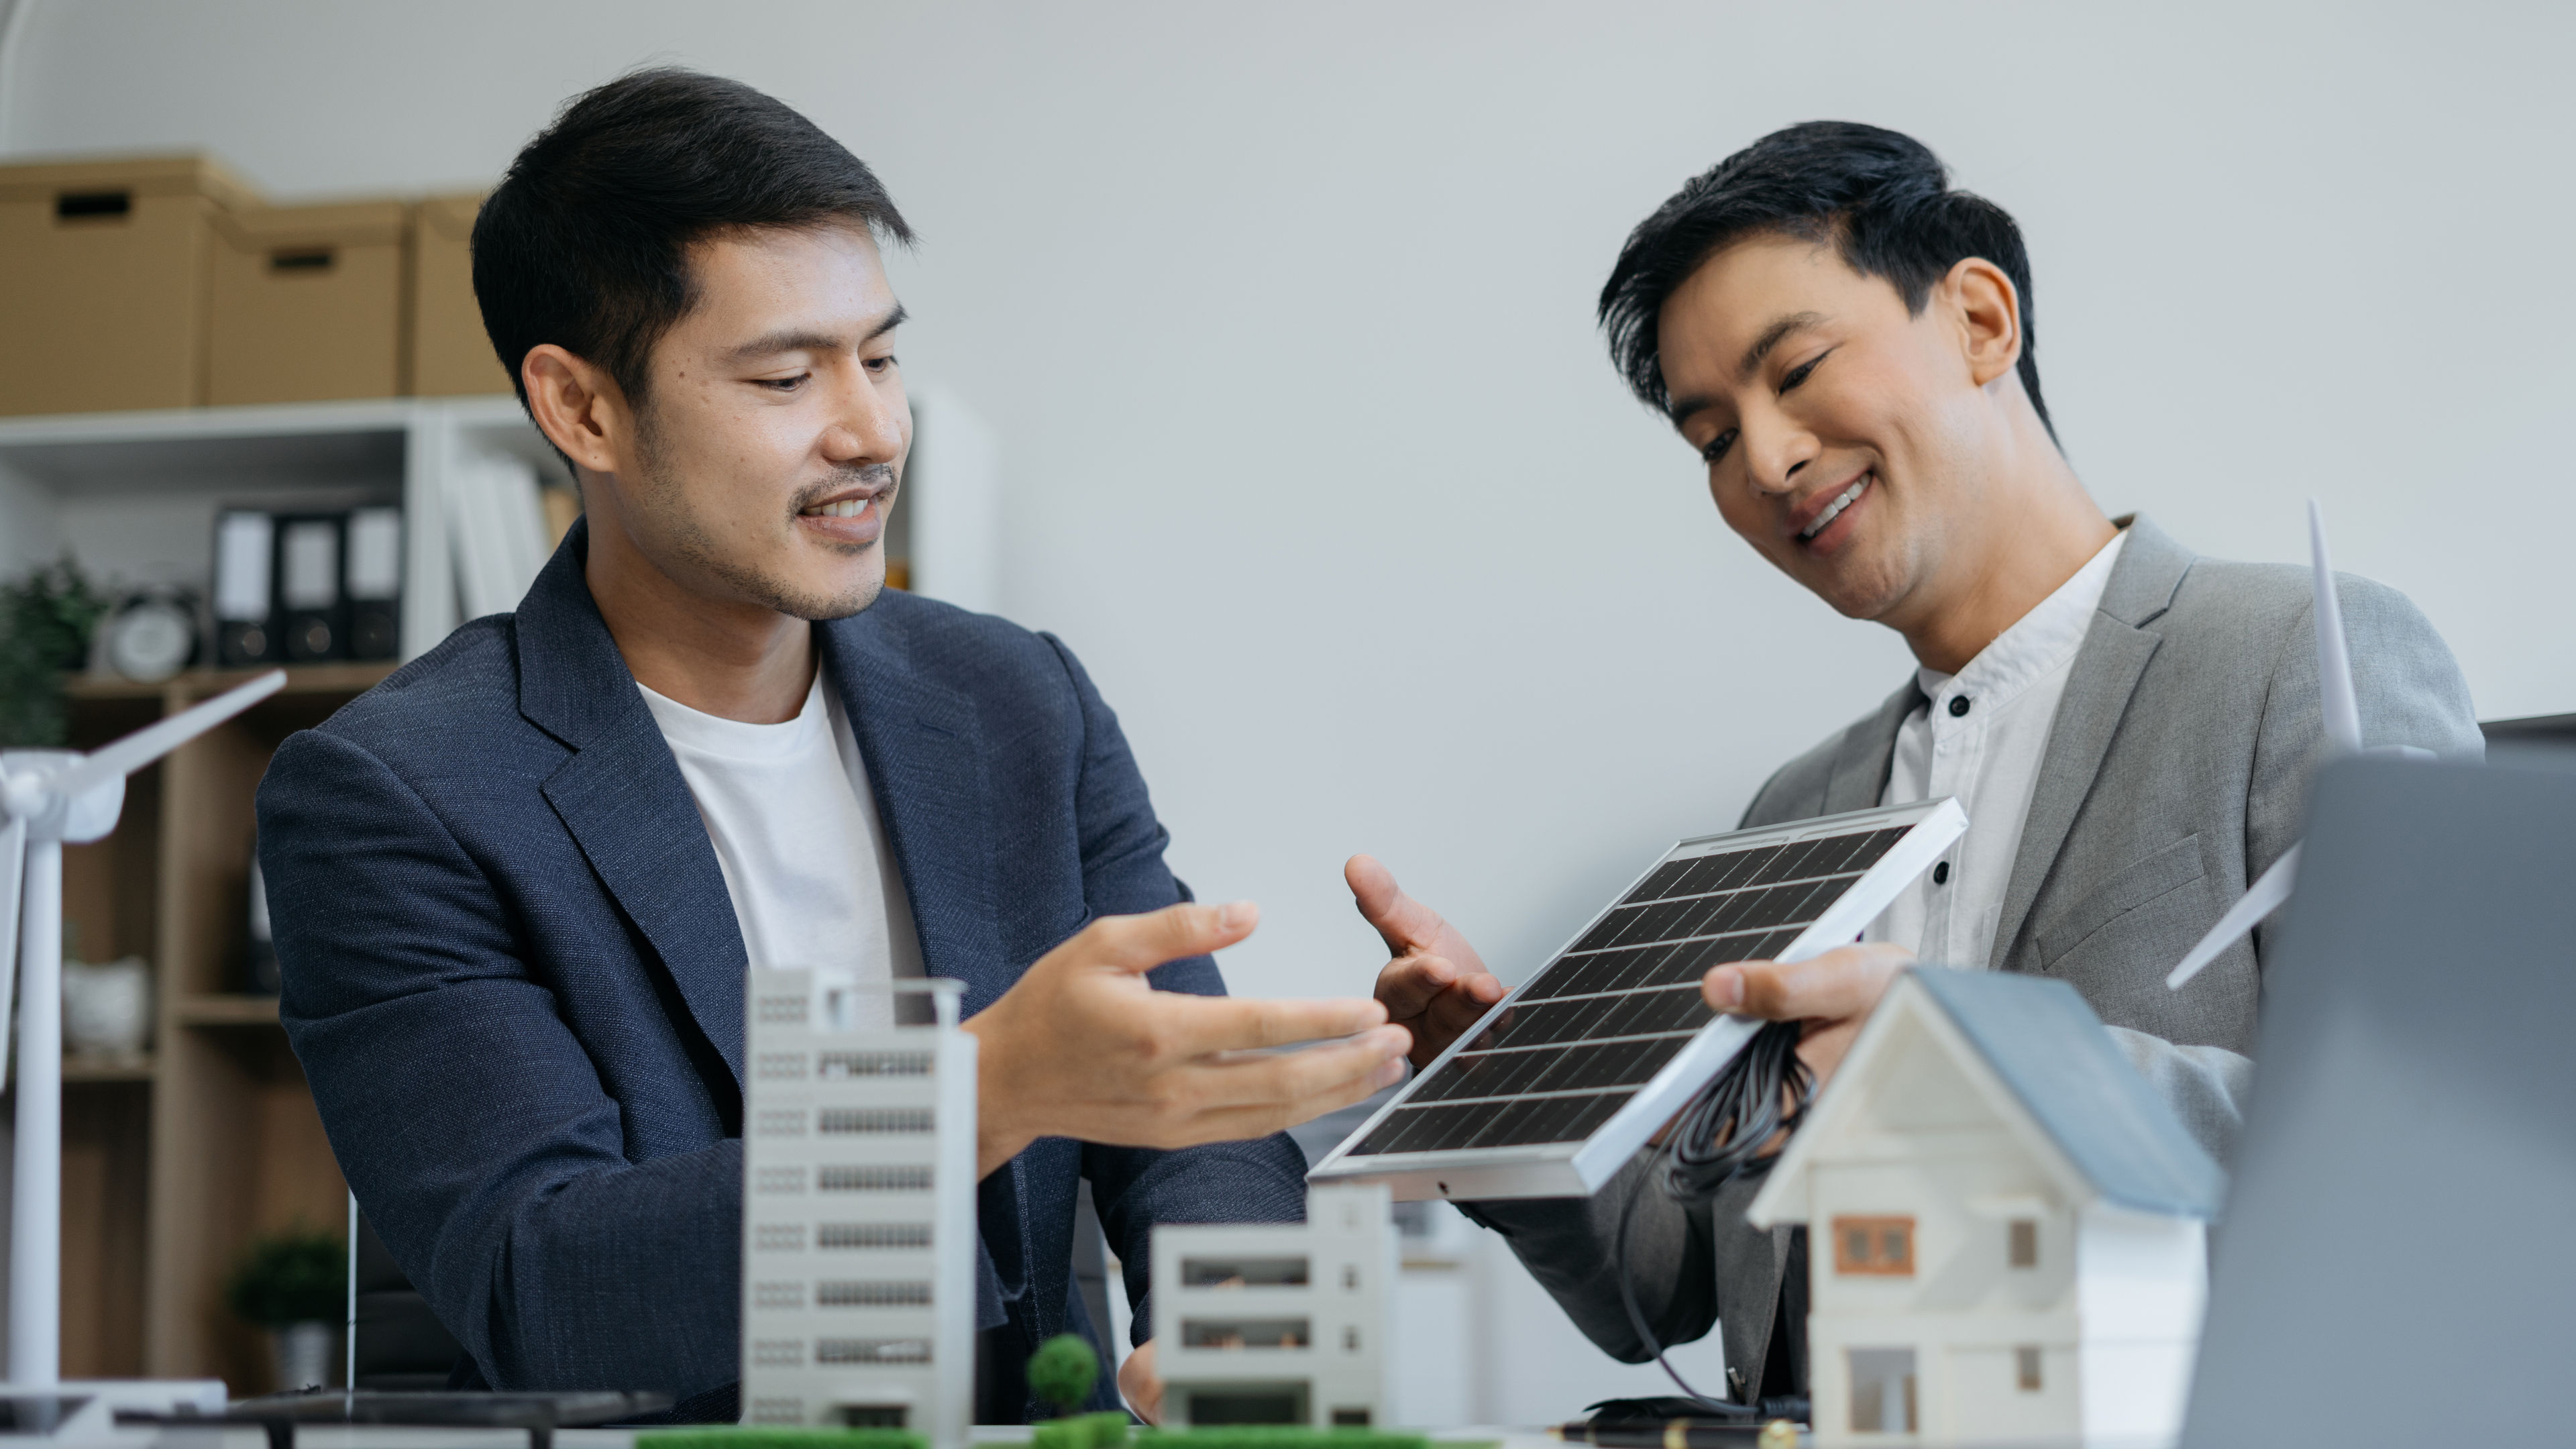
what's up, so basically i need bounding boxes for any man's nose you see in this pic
[1741,411,1817,496]
[822,373,904,464]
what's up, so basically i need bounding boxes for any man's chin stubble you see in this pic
[712,551,882,621]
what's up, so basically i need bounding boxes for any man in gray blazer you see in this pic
[1346,122,2480,1408]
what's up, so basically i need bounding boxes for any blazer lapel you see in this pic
[819,602,1010,1016]
[518,523,751,1091]
[1823,682,1924,815]
[1986,517,2196,971]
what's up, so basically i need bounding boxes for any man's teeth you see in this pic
[1801,478,1868,540]
[805,498,869,518]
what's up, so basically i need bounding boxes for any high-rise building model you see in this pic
[742,971,976,1444]
[1152,1181,1394,1429]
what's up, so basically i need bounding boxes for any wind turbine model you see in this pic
[2,668,282,1409]
[2167,502,2426,991]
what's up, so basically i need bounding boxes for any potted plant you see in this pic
[225,1227,345,1391]
[0,557,107,749]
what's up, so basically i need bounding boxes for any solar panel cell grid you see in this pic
[1341,814,1937,1162]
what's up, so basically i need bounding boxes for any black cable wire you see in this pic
[1610,1018,1817,1420]
[1662,1020,1813,1201]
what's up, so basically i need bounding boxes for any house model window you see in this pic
[2008,1219,2039,1268]
[1833,1215,1915,1276]
[2015,1345,2043,1392]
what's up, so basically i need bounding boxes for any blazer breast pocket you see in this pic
[2033,834,2212,976]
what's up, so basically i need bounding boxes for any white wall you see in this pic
[5,0,2569,1413]
[9,1,2569,1008]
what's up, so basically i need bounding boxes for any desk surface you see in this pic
[136,1432,1564,1449]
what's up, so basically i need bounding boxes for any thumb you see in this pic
[1346,854,1442,955]
[1082,900,1260,975]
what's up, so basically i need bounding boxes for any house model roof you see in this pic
[1748,968,2226,1224]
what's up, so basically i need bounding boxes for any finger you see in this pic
[1152,988,1391,1056]
[1425,975,1506,1032]
[1163,1053,1413,1145]
[1374,953,1462,1018]
[1189,1026,1411,1111]
[1076,900,1260,976]
[1345,853,1449,955]
[1704,943,1913,1019]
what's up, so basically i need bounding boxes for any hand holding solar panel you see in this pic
[1314,799,1966,1201]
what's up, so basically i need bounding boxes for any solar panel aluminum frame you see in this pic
[1306,798,1966,1203]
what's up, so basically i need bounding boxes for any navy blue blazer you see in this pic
[258,525,1307,1419]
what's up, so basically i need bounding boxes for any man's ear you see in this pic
[522,344,634,476]
[1943,257,2025,390]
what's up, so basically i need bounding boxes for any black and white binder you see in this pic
[345,506,403,660]
[213,509,278,665]
[276,513,347,662]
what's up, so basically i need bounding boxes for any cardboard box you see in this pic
[409,193,511,396]
[0,154,259,417]
[208,200,408,406]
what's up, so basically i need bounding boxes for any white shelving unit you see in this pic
[0,386,1002,662]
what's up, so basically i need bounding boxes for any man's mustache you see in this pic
[790,463,898,511]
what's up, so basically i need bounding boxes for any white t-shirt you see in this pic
[1868,529,2128,970]
[639,665,924,1030]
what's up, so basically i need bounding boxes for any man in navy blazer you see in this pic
[256,70,1406,1423]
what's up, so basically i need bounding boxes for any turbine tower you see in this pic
[2167,502,2426,991]
[1,669,285,1385]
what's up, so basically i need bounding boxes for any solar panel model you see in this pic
[1308,799,1966,1202]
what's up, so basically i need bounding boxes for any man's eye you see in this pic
[1701,429,1738,466]
[755,374,810,392]
[1780,350,1831,394]
[864,354,898,374]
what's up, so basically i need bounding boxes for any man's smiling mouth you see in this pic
[1800,475,1870,541]
[802,497,872,518]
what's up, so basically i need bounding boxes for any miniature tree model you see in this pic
[1029,1335,1099,1420]
[1027,1334,1130,1449]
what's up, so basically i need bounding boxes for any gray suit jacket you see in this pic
[1468,516,2481,1401]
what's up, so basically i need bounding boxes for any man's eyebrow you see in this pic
[1663,310,1831,428]
[1737,311,1826,381]
[719,303,909,366]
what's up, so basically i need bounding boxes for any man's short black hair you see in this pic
[473,68,914,414]
[1598,121,2052,438]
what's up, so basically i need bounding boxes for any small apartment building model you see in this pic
[1152,1182,1395,1429]
[741,969,977,1445]
[1746,969,2224,1448]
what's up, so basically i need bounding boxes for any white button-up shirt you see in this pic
[1868,529,2128,969]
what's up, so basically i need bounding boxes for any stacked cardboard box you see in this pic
[0,155,258,415]
[0,152,503,417]
[411,193,511,397]
[209,200,411,405]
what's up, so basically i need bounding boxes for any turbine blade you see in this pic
[42,670,286,802]
[2309,500,2363,756]
[2167,843,2302,990]
[1,815,23,1079]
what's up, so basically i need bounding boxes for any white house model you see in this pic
[1746,968,2224,1448]
[741,970,977,1445]
[1151,1181,1395,1429]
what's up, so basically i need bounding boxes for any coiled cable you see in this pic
[1610,1018,1817,1419]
